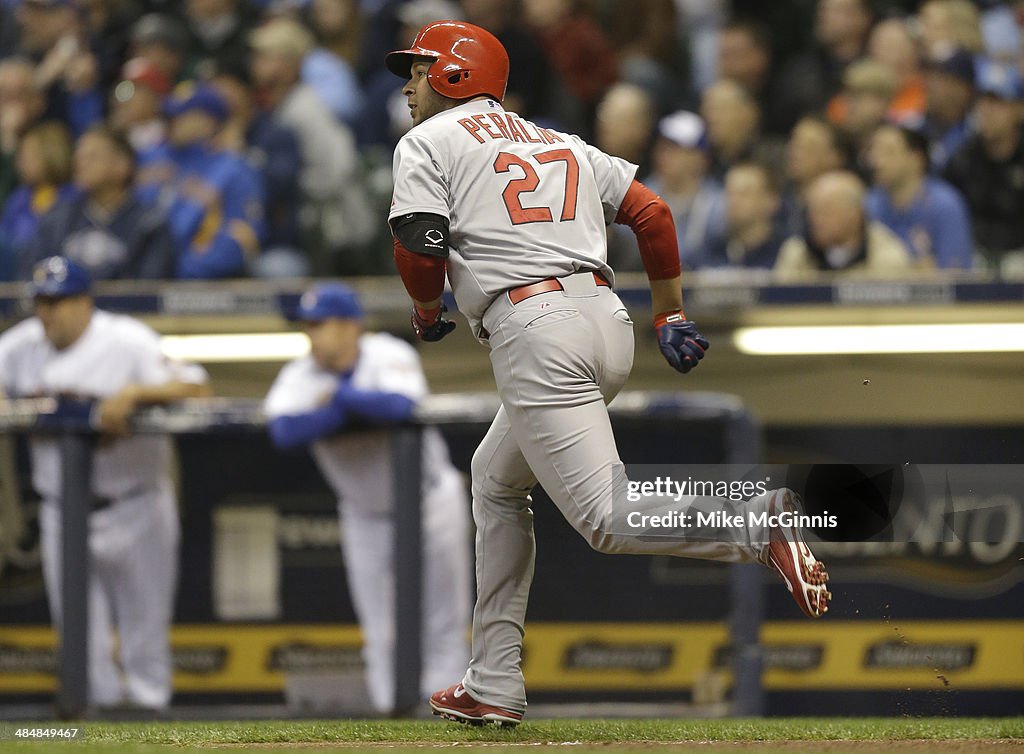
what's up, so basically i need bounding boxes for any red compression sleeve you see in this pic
[614,180,681,281]
[394,238,446,304]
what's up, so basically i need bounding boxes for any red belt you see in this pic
[507,272,609,305]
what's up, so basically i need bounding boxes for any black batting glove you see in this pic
[412,303,457,342]
[654,310,709,374]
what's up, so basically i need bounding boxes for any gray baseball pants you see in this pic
[462,271,772,713]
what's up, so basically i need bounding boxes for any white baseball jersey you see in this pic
[0,309,204,709]
[389,99,637,339]
[0,310,208,500]
[264,331,471,710]
[264,332,456,509]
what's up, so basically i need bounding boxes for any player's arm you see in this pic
[391,212,456,342]
[389,132,457,341]
[97,380,213,436]
[614,179,709,374]
[334,384,415,423]
[334,342,425,423]
[97,351,213,436]
[267,403,348,450]
[266,380,413,449]
[263,365,348,450]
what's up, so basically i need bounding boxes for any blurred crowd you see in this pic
[0,0,1022,283]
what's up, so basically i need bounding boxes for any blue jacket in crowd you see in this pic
[137,142,266,279]
[866,177,974,269]
[0,183,75,277]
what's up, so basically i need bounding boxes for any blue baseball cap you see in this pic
[975,58,1023,101]
[657,111,710,152]
[163,83,229,121]
[31,256,92,298]
[291,283,363,321]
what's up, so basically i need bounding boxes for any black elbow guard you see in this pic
[391,212,450,257]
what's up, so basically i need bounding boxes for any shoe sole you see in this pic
[429,700,521,728]
[768,491,831,618]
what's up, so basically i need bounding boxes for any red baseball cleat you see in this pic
[766,490,832,618]
[429,683,523,727]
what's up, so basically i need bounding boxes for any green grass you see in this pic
[2,718,1022,754]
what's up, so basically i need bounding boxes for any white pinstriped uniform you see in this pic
[0,310,208,709]
[264,332,471,711]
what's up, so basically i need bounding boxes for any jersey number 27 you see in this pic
[493,149,579,225]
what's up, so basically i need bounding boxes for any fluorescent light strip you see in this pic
[160,333,310,362]
[734,324,1024,355]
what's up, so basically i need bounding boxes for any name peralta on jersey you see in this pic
[389,98,637,338]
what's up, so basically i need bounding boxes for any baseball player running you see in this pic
[0,256,211,710]
[385,22,831,726]
[263,282,471,713]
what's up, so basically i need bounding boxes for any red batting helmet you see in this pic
[385,21,509,102]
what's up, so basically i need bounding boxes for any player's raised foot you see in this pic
[429,683,523,727]
[765,489,832,619]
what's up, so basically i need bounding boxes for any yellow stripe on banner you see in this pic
[759,621,1024,691]
[0,626,57,692]
[0,621,1021,694]
[0,625,365,693]
[521,622,725,690]
[169,624,365,692]
[520,622,1024,691]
